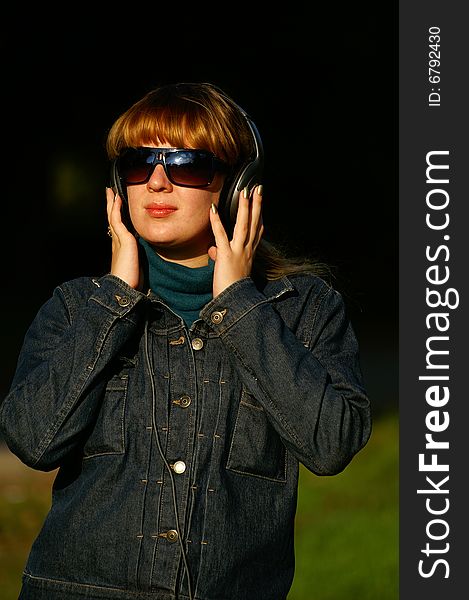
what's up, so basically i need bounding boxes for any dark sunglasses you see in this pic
[116,147,229,188]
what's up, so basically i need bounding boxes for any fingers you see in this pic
[106,186,118,222]
[209,184,263,262]
[209,202,230,251]
[106,188,131,241]
[105,188,141,289]
[248,185,264,248]
[209,185,264,296]
[211,184,264,252]
[231,187,251,247]
[106,187,115,223]
[232,184,263,249]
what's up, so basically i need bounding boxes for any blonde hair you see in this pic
[106,82,328,282]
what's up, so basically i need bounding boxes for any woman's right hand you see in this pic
[106,187,142,290]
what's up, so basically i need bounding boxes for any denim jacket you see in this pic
[0,272,371,600]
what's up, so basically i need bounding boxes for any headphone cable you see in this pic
[144,320,194,600]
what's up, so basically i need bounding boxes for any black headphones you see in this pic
[110,103,264,234]
[217,105,264,232]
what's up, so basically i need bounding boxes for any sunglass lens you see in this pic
[166,151,214,187]
[119,149,155,184]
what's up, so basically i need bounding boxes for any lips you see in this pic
[145,204,177,218]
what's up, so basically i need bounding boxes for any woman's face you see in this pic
[126,143,225,265]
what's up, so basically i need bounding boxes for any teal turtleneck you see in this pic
[139,238,214,327]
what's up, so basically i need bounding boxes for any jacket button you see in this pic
[180,395,191,408]
[166,530,179,543]
[172,395,191,408]
[172,460,186,474]
[211,310,225,324]
[191,338,204,351]
[115,294,130,307]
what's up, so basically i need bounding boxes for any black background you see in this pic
[1,6,397,413]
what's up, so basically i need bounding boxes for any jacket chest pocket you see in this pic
[226,390,287,483]
[83,373,128,459]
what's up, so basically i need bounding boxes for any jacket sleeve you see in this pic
[200,276,372,476]
[0,275,144,471]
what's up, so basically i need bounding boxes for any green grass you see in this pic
[0,412,398,600]
[0,449,56,599]
[288,411,398,599]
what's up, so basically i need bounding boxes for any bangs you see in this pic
[106,90,250,166]
[116,107,201,153]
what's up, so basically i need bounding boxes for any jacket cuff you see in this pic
[88,274,145,318]
[200,277,268,333]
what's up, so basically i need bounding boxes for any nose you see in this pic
[147,163,173,192]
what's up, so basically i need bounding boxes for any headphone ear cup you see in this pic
[109,159,135,234]
[218,114,264,233]
[110,159,127,202]
[218,166,243,233]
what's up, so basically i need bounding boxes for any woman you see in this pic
[0,82,371,600]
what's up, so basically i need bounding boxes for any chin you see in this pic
[135,223,178,243]
[138,234,178,248]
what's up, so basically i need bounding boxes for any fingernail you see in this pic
[211,203,218,214]
[256,184,263,196]
[243,186,250,199]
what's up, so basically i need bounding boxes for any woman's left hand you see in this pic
[208,184,264,298]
